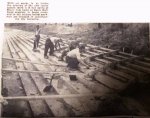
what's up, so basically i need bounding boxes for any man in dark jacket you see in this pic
[44,37,54,59]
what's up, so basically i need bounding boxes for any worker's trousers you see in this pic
[44,45,54,56]
[66,56,79,69]
[33,35,40,49]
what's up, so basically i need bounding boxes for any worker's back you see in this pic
[45,38,54,47]
[67,48,80,58]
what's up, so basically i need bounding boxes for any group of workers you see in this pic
[32,25,89,69]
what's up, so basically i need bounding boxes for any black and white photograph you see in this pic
[1,23,150,117]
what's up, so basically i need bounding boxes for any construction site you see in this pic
[1,23,150,117]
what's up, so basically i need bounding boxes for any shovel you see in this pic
[43,71,56,92]
[43,77,54,92]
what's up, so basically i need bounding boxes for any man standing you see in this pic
[33,25,41,51]
[44,37,54,59]
[66,44,89,69]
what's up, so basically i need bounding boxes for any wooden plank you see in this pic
[2,35,32,117]
[143,57,150,63]
[106,69,135,83]
[51,79,91,115]
[99,47,115,52]
[126,62,150,74]
[12,29,148,103]
[84,50,118,60]
[88,47,145,77]
[18,33,101,114]
[95,58,111,65]
[17,30,150,84]
[18,31,129,94]
[95,72,127,91]
[119,52,138,58]
[2,57,67,67]
[6,33,52,116]
[2,68,84,75]
[10,32,77,116]
[74,72,114,93]
[0,37,4,117]
[87,44,115,52]
[81,51,112,66]
[117,65,145,78]
[19,29,149,76]
[108,69,135,81]
[3,93,103,101]
[19,32,68,51]
[16,30,108,115]
[106,71,128,83]
[112,55,128,60]
[89,48,104,53]
[103,56,120,62]
[110,56,144,68]
[134,60,150,68]
[11,32,87,116]
[21,30,118,62]
[81,53,90,58]
[86,50,99,56]
[103,55,142,70]
[60,77,100,113]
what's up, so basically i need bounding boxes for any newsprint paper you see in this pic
[0,0,150,117]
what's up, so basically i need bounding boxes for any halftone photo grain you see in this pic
[1,23,150,117]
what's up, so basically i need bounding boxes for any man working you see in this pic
[33,25,41,51]
[50,37,63,50]
[54,38,63,50]
[58,39,80,61]
[44,37,54,59]
[69,38,81,50]
[66,43,89,69]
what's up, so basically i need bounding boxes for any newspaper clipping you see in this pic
[0,0,150,117]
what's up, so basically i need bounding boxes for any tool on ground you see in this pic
[43,76,54,92]
[69,75,77,81]
[43,69,56,92]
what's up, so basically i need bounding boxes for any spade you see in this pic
[43,69,57,92]
[43,76,54,92]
